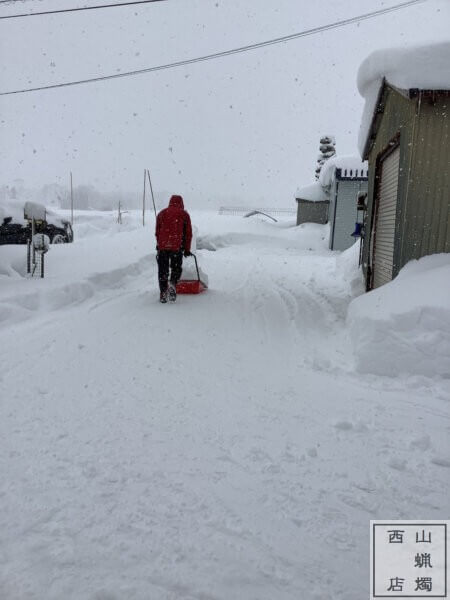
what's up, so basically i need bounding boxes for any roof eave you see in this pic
[363,82,450,159]
[362,77,388,160]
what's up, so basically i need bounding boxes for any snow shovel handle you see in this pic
[189,252,201,282]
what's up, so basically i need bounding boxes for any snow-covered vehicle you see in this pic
[0,201,73,245]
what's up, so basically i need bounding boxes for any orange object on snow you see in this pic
[176,253,208,295]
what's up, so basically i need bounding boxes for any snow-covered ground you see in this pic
[0,210,449,600]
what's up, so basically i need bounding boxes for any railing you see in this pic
[219,206,296,216]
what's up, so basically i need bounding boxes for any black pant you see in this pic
[157,250,183,293]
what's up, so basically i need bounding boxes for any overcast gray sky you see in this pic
[1,0,449,208]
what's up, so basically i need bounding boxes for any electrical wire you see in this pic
[0,0,429,96]
[0,0,167,18]
[0,0,45,5]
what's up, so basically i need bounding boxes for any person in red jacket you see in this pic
[155,195,192,303]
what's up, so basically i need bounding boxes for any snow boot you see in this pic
[168,283,177,303]
[160,290,168,303]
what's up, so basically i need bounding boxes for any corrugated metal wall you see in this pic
[362,86,415,286]
[329,179,368,251]
[364,86,449,289]
[296,200,329,225]
[372,147,400,288]
[399,95,450,267]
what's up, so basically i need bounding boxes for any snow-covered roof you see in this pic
[319,155,368,188]
[357,41,450,157]
[0,199,26,224]
[0,199,66,227]
[295,181,328,203]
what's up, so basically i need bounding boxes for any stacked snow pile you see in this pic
[347,254,450,378]
[319,155,367,188]
[0,199,26,224]
[24,201,46,221]
[296,181,328,202]
[357,41,450,155]
[336,242,365,297]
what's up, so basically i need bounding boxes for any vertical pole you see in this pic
[31,218,35,269]
[27,239,31,274]
[41,253,44,278]
[142,169,146,226]
[146,169,157,219]
[70,172,74,225]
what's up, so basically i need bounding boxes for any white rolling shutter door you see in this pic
[373,146,400,289]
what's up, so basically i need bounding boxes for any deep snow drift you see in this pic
[348,254,450,378]
[0,210,449,600]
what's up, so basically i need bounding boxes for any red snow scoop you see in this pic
[176,253,208,294]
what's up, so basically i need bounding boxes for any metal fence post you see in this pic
[27,239,31,273]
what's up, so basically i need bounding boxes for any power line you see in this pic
[0,0,167,18]
[0,0,429,96]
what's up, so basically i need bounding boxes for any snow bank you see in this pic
[295,181,328,202]
[347,254,450,378]
[336,241,365,297]
[319,155,368,188]
[357,41,450,156]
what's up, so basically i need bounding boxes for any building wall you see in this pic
[399,94,450,266]
[296,199,329,225]
[329,178,368,251]
[362,86,415,283]
[363,85,449,288]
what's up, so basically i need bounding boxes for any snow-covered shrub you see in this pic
[315,135,336,180]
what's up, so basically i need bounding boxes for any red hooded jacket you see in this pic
[155,195,192,253]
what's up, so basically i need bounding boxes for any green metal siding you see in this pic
[399,95,450,266]
[363,84,449,288]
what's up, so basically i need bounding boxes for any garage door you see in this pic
[372,146,400,289]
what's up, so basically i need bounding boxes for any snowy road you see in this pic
[1,212,449,600]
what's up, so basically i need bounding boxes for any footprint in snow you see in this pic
[431,457,450,468]
[92,592,118,600]
[409,435,431,451]
[334,420,368,432]
[388,457,407,471]
[334,420,353,431]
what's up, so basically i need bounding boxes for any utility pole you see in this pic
[142,168,146,226]
[70,171,74,225]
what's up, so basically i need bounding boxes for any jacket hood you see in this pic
[168,195,184,209]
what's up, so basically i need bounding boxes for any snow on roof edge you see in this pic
[357,41,450,157]
[319,154,368,187]
[295,181,328,203]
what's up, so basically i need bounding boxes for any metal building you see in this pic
[295,182,329,225]
[319,157,368,251]
[361,81,450,290]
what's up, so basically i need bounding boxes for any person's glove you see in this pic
[183,250,191,257]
